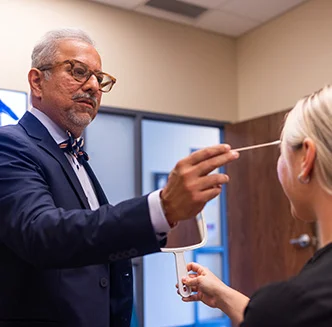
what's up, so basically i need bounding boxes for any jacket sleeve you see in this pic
[0,128,161,268]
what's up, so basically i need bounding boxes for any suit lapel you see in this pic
[82,160,109,205]
[19,112,90,209]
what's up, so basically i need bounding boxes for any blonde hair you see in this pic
[281,85,332,194]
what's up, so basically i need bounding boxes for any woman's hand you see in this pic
[181,262,226,308]
[180,262,250,326]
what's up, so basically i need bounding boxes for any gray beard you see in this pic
[67,109,92,128]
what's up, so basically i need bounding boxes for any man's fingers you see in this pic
[161,146,239,224]
[165,175,228,218]
[192,187,224,206]
[197,150,239,176]
[197,173,230,191]
[188,144,231,166]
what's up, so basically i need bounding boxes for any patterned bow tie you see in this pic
[59,131,89,164]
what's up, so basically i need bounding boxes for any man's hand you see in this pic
[160,144,239,226]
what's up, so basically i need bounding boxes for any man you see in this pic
[0,28,238,327]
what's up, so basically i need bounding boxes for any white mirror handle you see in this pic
[174,252,191,297]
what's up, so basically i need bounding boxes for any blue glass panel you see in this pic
[142,120,221,327]
[85,113,136,204]
[196,253,223,321]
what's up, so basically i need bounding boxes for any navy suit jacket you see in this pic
[0,112,162,327]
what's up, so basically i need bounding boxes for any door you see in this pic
[224,110,317,297]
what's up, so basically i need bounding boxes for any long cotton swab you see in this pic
[232,140,281,152]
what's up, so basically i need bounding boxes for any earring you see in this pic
[297,173,310,184]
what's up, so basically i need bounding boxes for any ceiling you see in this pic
[88,0,308,37]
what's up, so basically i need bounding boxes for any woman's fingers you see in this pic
[182,277,198,287]
[182,294,200,302]
[188,273,197,279]
[187,262,207,275]
[176,283,198,293]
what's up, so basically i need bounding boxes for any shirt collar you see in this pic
[30,107,70,144]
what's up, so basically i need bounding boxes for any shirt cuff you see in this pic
[148,189,171,239]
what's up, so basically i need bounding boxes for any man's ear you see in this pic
[28,68,44,98]
[300,138,316,179]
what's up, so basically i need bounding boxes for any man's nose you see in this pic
[82,74,100,93]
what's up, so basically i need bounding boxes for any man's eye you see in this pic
[73,66,88,77]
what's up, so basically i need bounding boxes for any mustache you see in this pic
[72,93,98,109]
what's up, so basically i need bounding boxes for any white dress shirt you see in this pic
[30,107,171,237]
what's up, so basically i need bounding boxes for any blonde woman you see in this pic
[181,85,332,327]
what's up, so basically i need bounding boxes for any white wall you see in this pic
[0,0,237,122]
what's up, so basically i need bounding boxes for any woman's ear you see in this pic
[28,68,43,99]
[300,138,316,181]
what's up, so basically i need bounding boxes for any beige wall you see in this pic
[237,0,332,121]
[2,0,332,123]
[0,0,237,122]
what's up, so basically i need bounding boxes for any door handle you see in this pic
[289,234,312,248]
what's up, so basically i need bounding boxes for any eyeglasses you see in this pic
[37,59,116,93]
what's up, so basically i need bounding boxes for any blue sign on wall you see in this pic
[0,89,27,126]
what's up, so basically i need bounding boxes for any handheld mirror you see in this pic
[161,212,207,297]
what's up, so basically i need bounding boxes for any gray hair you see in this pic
[281,85,332,194]
[31,28,95,75]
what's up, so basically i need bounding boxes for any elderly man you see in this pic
[0,28,238,327]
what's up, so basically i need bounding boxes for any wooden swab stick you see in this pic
[232,140,281,152]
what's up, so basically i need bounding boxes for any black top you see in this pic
[240,242,332,327]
